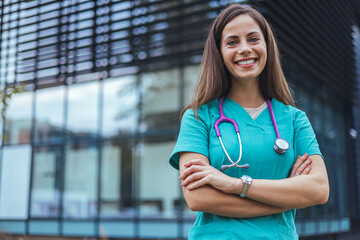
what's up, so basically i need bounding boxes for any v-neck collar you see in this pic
[224,97,275,125]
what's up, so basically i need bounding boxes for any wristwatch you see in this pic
[240,175,253,198]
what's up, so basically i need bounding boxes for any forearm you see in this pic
[183,185,287,218]
[246,176,327,209]
[244,155,329,209]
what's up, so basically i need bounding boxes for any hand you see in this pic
[179,159,239,194]
[289,153,312,178]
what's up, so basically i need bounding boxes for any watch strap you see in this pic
[240,175,252,198]
[240,183,249,197]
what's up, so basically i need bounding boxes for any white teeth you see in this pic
[237,59,255,65]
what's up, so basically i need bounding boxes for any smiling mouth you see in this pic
[235,58,257,65]
[236,59,257,65]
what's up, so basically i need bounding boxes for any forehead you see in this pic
[222,14,263,38]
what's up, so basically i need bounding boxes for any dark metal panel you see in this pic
[257,0,356,102]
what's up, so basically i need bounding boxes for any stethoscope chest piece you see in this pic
[274,138,289,154]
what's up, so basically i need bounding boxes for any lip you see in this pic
[235,58,258,68]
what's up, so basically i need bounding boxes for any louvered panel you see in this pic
[0,0,359,99]
[254,0,359,102]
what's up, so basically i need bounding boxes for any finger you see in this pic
[181,171,207,187]
[295,158,312,176]
[184,159,208,168]
[291,153,310,176]
[293,154,308,170]
[290,155,306,177]
[186,177,209,190]
[290,155,302,176]
[180,165,205,180]
[301,165,311,175]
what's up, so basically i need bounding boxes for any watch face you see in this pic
[242,175,252,183]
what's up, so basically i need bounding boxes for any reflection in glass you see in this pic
[323,103,347,217]
[0,145,31,219]
[311,98,323,138]
[63,143,98,219]
[34,86,65,143]
[67,82,99,137]
[140,69,179,132]
[102,76,138,137]
[100,141,134,218]
[296,87,310,113]
[137,140,180,218]
[184,65,200,106]
[31,147,61,218]
[4,92,33,145]
[0,101,3,146]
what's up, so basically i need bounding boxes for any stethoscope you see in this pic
[214,96,289,170]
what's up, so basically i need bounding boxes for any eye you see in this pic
[249,37,260,43]
[227,40,238,46]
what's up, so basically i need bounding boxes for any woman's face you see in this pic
[221,14,267,84]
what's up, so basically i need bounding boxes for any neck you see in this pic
[227,79,265,108]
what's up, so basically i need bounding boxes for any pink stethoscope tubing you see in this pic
[214,96,289,170]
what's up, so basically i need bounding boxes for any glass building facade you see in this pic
[0,0,359,239]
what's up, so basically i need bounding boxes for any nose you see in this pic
[237,42,252,55]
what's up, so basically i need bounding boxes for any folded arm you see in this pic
[180,152,290,218]
[245,154,329,209]
[181,152,329,211]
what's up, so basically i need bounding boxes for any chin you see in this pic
[232,73,261,82]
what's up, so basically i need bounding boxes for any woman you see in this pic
[169,4,329,240]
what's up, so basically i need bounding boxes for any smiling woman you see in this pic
[221,15,267,88]
[169,4,329,240]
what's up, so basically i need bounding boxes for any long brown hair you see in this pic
[182,4,294,118]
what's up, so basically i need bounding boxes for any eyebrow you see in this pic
[223,31,261,42]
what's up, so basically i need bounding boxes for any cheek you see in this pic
[259,46,267,64]
[222,51,233,67]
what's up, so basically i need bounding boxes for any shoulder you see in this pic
[182,99,219,124]
[272,98,306,119]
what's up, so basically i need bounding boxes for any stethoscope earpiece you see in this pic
[216,97,289,171]
[221,163,249,170]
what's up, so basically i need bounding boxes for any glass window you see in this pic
[0,100,3,146]
[4,91,33,145]
[63,143,98,219]
[140,69,179,132]
[310,97,323,140]
[0,145,31,219]
[102,75,138,137]
[137,138,181,219]
[323,103,348,217]
[34,86,65,144]
[67,82,99,137]
[30,146,62,218]
[183,64,200,106]
[295,87,310,113]
[100,141,135,218]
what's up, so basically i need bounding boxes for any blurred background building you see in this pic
[0,0,360,239]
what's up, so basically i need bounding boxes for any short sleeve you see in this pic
[293,109,323,159]
[169,108,209,170]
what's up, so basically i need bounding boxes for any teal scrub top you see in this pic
[169,97,322,240]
